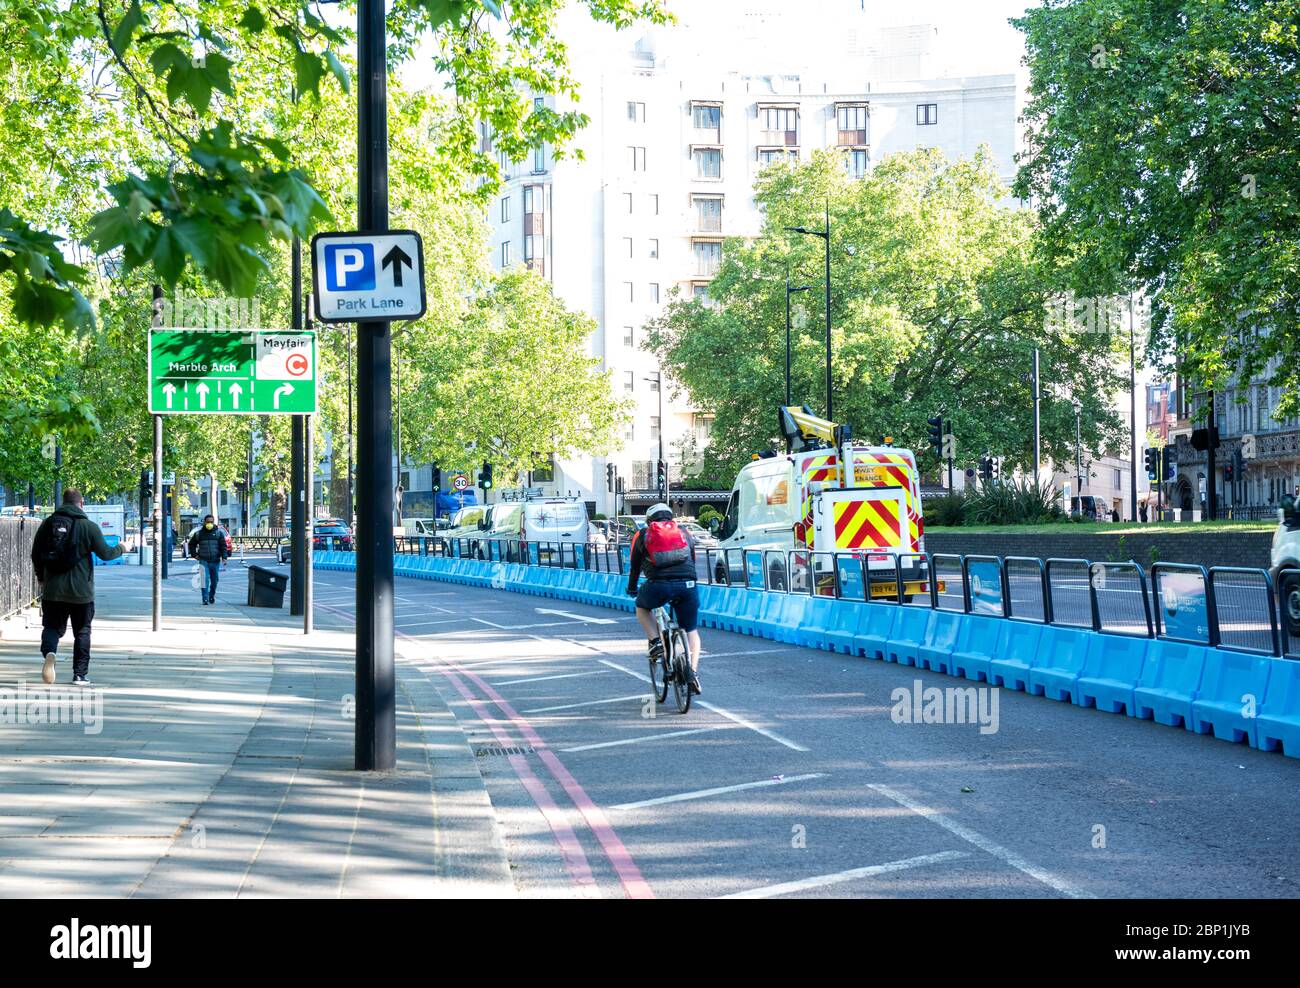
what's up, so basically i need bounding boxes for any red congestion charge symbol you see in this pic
[286,352,309,377]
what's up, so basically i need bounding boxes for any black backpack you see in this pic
[38,512,82,577]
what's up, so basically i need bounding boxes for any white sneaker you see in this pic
[41,652,56,685]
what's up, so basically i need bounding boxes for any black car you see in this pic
[278,521,353,562]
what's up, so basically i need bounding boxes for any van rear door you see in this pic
[813,487,908,558]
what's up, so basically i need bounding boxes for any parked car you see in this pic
[678,518,719,549]
[277,518,353,563]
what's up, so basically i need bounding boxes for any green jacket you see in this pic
[30,505,123,604]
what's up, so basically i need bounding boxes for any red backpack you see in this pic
[644,519,689,567]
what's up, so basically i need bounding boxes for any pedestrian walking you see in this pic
[187,515,229,605]
[30,489,124,686]
[1139,502,1148,523]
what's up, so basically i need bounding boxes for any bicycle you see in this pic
[649,603,692,714]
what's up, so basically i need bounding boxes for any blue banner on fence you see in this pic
[836,557,864,599]
[968,560,1004,615]
[745,551,763,588]
[1156,571,1212,643]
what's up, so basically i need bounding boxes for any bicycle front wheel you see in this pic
[650,649,669,703]
[671,629,692,714]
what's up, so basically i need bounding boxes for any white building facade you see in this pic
[484,12,1021,516]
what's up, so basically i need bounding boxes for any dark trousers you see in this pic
[201,561,221,602]
[40,600,95,678]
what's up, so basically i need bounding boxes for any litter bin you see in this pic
[247,565,288,608]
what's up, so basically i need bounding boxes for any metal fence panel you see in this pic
[1278,567,1300,660]
[1005,556,1046,623]
[763,550,789,592]
[931,553,965,612]
[0,517,40,621]
[897,553,930,607]
[1046,558,1094,629]
[809,552,838,597]
[1209,567,1279,656]
[1091,561,1151,637]
[787,551,811,595]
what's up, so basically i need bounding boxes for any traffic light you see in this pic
[1144,448,1158,481]
[431,464,442,493]
[1233,448,1245,477]
[478,461,494,490]
[1224,463,1234,483]
[139,469,152,499]
[656,459,667,490]
[926,415,944,453]
[990,457,999,480]
[978,456,992,483]
[1161,445,1175,480]
[606,463,615,492]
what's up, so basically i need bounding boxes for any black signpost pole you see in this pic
[291,236,305,616]
[355,0,396,771]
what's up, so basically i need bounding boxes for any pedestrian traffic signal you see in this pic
[431,464,442,493]
[478,461,493,490]
[927,415,944,453]
[1144,448,1158,481]
[606,463,615,492]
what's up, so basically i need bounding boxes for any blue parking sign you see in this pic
[324,243,376,291]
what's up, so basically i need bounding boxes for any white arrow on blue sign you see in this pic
[311,230,427,323]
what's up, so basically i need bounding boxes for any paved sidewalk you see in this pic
[0,559,515,897]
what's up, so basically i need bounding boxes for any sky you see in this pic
[398,0,1042,91]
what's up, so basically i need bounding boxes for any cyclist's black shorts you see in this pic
[636,578,700,633]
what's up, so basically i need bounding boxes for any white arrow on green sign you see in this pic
[148,329,317,415]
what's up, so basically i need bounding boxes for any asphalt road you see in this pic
[308,566,1300,900]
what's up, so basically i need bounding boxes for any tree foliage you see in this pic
[645,149,1128,488]
[1014,0,1300,415]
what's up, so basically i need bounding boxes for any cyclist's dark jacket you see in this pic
[626,527,696,595]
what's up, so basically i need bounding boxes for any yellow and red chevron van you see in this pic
[712,406,934,597]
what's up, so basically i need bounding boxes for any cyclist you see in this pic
[626,503,702,694]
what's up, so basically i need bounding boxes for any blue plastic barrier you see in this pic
[1191,650,1272,746]
[916,610,962,674]
[1132,640,1208,728]
[949,615,1002,682]
[1077,635,1151,714]
[1258,660,1300,758]
[797,596,838,650]
[986,621,1045,691]
[775,595,808,644]
[1027,626,1091,701]
[852,604,897,659]
[752,591,786,640]
[885,607,932,666]
[825,600,866,654]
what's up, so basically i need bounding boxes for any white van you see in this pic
[482,498,588,544]
[1271,495,1300,636]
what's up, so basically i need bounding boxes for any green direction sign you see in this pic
[148,329,317,415]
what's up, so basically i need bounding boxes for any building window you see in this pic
[220,490,228,506]
[836,103,868,144]
[533,145,545,172]
[692,147,722,179]
[523,186,536,214]
[693,240,722,276]
[624,371,635,392]
[757,147,798,168]
[694,196,722,232]
[627,101,645,122]
[650,194,659,214]
[692,282,710,301]
[501,241,512,266]
[844,148,869,179]
[759,105,799,145]
[691,104,720,131]
[623,326,634,347]
[1113,468,1122,489]
[623,237,634,258]
[624,281,634,302]
[523,234,544,261]
[630,146,647,171]
[500,196,510,222]
[624,192,634,214]
[649,283,660,303]
[649,372,661,392]
[650,416,660,441]
[917,103,938,125]
[648,239,659,258]
[625,423,635,441]
[534,96,544,111]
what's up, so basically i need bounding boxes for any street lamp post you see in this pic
[785,199,832,420]
[1074,403,1084,501]
[784,278,814,419]
[644,372,665,502]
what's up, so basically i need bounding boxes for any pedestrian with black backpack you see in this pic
[30,489,124,686]
[187,515,228,605]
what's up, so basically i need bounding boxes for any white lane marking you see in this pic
[561,726,728,752]
[535,608,617,625]
[865,783,1089,899]
[474,618,607,630]
[717,851,970,899]
[595,659,810,752]
[494,670,613,687]
[399,618,476,630]
[524,693,648,713]
[696,649,787,658]
[611,773,828,810]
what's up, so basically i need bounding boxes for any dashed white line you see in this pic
[717,851,970,899]
[611,773,828,810]
[561,726,728,752]
[524,693,648,714]
[865,783,1089,899]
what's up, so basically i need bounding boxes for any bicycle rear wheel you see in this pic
[671,628,692,713]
